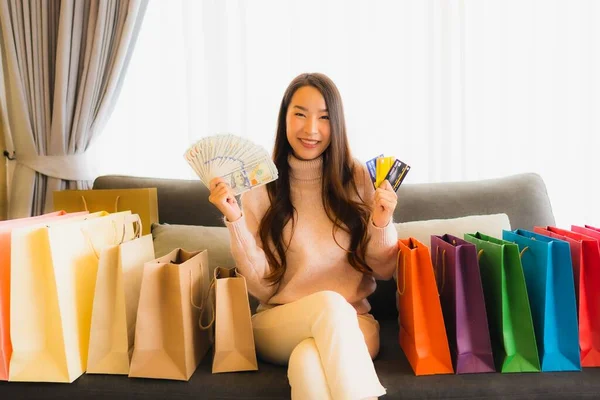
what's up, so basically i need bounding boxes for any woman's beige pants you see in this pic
[252,291,386,400]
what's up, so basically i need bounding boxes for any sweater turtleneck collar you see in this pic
[288,153,323,182]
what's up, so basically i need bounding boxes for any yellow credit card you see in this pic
[375,156,394,188]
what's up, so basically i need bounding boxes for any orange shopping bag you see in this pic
[0,211,87,381]
[397,238,453,376]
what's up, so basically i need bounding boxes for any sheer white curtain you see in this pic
[89,0,600,227]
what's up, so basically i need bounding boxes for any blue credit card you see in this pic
[366,154,383,188]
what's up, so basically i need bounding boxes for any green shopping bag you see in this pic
[464,232,541,373]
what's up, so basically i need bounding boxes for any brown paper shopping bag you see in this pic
[208,266,258,374]
[9,211,136,383]
[53,188,159,235]
[128,249,212,381]
[87,215,156,375]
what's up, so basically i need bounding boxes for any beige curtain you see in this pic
[0,0,147,218]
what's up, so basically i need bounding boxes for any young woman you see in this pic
[209,73,398,400]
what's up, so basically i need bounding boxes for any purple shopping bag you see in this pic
[430,234,495,374]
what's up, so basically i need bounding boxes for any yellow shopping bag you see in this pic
[53,188,159,235]
[0,211,88,381]
[9,211,137,383]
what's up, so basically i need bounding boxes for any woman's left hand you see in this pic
[372,180,398,228]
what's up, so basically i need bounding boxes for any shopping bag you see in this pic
[9,211,136,383]
[0,211,89,381]
[464,232,541,373]
[53,188,158,235]
[571,225,600,246]
[430,234,495,374]
[209,266,258,373]
[576,225,600,234]
[534,226,600,367]
[397,238,453,376]
[86,215,155,375]
[129,249,212,381]
[503,229,580,371]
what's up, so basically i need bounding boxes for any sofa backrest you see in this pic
[94,172,554,231]
[93,172,555,320]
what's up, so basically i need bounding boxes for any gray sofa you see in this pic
[3,172,600,399]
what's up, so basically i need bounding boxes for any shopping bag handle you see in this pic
[121,214,143,242]
[196,267,246,331]
[189,259,207,309]
[434,247,446,295]
[192,262,216,331]
[80,195,121,213]
[519,246,529,258]
[507,238,532,259]
[81,223,122,258]
[81,214,143,258]
[476,246,529,264]
[82,229,101,259]
[396,249,406,295]
[113,214,142,245]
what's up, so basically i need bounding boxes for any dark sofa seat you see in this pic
[5,316,600,399]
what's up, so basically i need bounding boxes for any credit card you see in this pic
[375,156,394,188]
[384,159,411,191]
[366,154,383,188]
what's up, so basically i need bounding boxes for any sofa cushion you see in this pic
[151,223,234,279]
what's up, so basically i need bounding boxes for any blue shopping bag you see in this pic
[502,229,581,372]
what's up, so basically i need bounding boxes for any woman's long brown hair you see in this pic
[259,73,372,285]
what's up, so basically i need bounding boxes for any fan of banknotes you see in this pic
[184,133,278,195]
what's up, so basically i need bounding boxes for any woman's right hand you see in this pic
[208,177,242,222]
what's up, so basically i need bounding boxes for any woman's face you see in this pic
[285,86,331,161]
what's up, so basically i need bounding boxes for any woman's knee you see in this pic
[288,338,321,378]
[309,290,356,319]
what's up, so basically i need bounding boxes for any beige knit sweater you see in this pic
[225,154,398,314]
